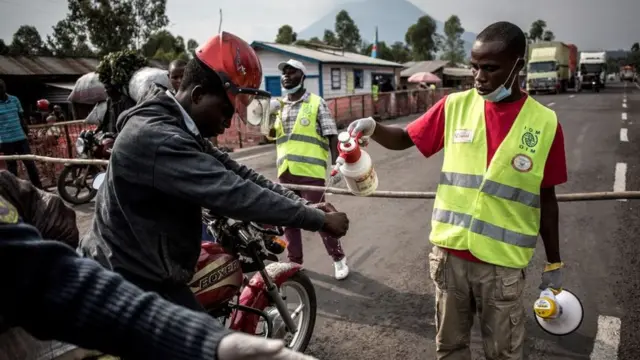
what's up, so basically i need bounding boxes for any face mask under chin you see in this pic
[479,59,522,103]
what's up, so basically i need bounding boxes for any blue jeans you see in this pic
[0,139,42,188]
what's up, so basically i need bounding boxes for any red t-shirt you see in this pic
[406,94,568,263]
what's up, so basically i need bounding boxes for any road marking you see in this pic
[589,315,621,360]
[623,103,627,109]
[569,95,575,98]
[547,102,556,107]
[621,113,628,121]
[614,163,627,202]
[620,128,628,142]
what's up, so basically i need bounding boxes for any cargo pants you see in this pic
[428,246,526,360]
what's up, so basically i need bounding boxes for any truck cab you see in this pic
[578,52,607,90]
[526,42,574,95]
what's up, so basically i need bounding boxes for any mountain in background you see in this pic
[605,50,630,59]
[298,0,477,58]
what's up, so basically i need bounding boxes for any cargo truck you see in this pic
[526,41,578,94]
[621,65,635,82]
[578,52,607,90]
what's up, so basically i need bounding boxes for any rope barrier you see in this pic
[3,154,640,202]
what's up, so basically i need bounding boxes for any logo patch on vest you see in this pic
[453,129,474,143]
[0,197,19,224]
[300,118,311,126]
[512,154,533,172]
[520,127,540,154]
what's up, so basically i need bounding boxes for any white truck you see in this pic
[578,52,607,90]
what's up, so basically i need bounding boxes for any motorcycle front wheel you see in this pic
[57,165,99,205]
[259,271,317,353]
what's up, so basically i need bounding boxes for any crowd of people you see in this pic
[0,20,567,360]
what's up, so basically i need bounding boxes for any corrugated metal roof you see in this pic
[0,56,168,76]
[252,42,403,68]
[400,60,450,77]
[443,67,473,77]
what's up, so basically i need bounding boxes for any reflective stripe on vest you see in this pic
[273,94,329,179]
[430,89,558,268]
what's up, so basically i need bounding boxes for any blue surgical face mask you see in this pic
[281,75,305,95]
[480,58,522,103]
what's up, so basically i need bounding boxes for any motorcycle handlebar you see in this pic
[201,210,285,237]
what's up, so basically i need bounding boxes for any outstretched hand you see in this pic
[218,333,319,360]
[310,202,338,213]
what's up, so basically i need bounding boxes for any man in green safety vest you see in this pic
[348,22,567,359]
[271,59,349,280]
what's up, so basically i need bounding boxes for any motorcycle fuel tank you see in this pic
[190,242,244,308]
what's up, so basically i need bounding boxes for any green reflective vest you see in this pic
[372,85,379,101]
[274,94,329,180]
[430,90,558,269]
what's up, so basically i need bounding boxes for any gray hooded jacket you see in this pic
[80,87,325,284]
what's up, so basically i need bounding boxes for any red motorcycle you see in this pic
[195,210,317,352]
[57,130,114,205]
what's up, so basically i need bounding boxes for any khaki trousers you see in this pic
[428,246,526,360]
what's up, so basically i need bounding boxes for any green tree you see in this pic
[631,42,639,53]
[143,30,180,56]
[142,30,190,61]
[66,0,168,55]
[295,37,323,47]
[275,25,297,45]
[0,39,9,55]
[360,41,411,63]
[9,25,48,56]
[334,10,361,51]
[529,20,553,43]
[323,30,338,46]
[187,39,199,55]
[130,0,169,49]
[405,15,439,61]
[440,15,466,64]
[360,41,393,61]
[628,51,640,69]
[390,41,411,63]
[47,19,94,57]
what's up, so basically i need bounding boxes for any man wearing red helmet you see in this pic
[80,32,348,312]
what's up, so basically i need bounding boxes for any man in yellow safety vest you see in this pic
[348,21,567,359]
[271,59,349,280]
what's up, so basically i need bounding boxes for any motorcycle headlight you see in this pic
[75,138,86,154]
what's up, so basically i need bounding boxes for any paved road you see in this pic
[73,82,640,359]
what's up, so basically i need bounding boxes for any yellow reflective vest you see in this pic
[430,89,558,269]
[273,93,329,180]
[372,85,379,101]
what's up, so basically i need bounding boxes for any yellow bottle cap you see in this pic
[533,297,558,319]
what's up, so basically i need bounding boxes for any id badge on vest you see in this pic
[453,129,474,143]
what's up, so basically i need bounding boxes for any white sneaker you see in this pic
[333,257,349,280]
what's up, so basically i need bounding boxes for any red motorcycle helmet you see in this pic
[36,99,50,112]
[195,32,271,127]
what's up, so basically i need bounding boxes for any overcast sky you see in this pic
[0,0,638,51]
